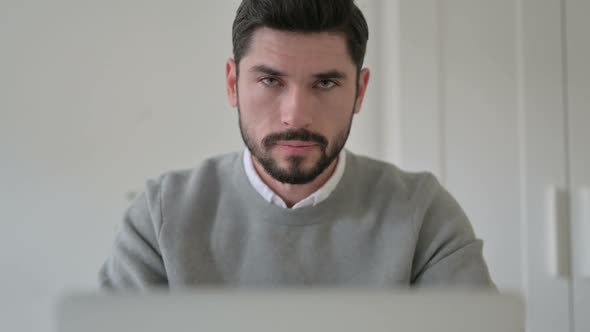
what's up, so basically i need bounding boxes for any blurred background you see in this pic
[0,1,588,332]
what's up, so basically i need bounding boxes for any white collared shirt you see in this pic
[243,147,346,209]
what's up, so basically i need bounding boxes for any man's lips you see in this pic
[273,140,320,154]
[275,140,318,148]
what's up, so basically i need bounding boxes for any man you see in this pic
[99,0,495,289]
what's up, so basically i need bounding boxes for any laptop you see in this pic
[55,288,524,332]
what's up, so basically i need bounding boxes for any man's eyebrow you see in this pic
[313,70,347,80]
[249,65,286,77]
[249,65,348,80]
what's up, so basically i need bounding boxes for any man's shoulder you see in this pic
[162,151,240,180]
[347,151,441,203]
[148,151,242,197]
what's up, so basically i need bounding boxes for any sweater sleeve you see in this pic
[98,177,167,289]
[410,174,496,289]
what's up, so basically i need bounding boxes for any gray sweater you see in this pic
[99,150,495,289]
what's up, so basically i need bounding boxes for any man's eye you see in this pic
[316,80,336,89]
[260,77,280,86]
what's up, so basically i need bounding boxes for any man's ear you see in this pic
[353,68,370,114]
[226,58,238,107]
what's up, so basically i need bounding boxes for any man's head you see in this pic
[226,0,370,185]
[232,0,369,77]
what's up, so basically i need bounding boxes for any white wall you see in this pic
[0,1,393,331]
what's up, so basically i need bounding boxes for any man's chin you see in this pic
[253,148,332,184]
[275,155,318,170]
[271,170,321,185]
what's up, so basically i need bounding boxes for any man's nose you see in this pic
[280,87,314,128]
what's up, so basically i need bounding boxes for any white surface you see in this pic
[566,0,590,331]
[56,290,525,332]
[577,188,590,278]
[545,188,570,279]
[518,1,572,331]
[399,0,444,179]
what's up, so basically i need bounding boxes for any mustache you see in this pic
[262,129,328,149]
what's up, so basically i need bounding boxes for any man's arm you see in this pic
[99,179,167,289]
[410,174,496,289]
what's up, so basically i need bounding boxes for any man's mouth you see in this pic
[275,140,319,154]
[277,140,318,148]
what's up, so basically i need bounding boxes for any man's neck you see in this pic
[252,157,339,208]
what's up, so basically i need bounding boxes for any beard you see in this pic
[238,110,354,185]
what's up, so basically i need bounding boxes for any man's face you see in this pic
[226,27,370,184]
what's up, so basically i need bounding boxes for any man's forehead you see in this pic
[240,27,355,74]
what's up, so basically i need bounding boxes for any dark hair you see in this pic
[232,0,369,74]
